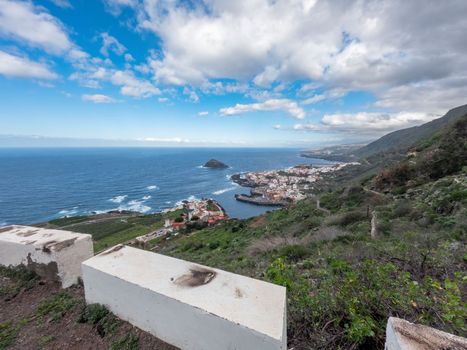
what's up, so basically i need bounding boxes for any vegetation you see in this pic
[375,116,467,192]
[0,265,39,300]
[28,111,466,349]
[0,322,17,350]
[37,210,183,252]
[36,291,77,322]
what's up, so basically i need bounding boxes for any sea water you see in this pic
[0,147,332,225]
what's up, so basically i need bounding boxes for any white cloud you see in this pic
[0,0,72,54]
[288,111,436,134]
[100,32,126,56]
[110,70,160,98]
[302,94,326,105]
[104,0,138,15]
[198,111,209,116]
[158,97,168,103]
[124,53,134,62]
[220,99,305,119]
[183,87,199,102]
[139,137,190,143]
[49,0,72,9]
[120,0,467,115]
[82,94,116,104]
[0,50,57,79]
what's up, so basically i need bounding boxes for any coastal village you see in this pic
[232,162,360,205]
[135,198,227,244]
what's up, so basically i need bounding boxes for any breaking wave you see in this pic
[147,185,159,190]
[109,195,128,204]
[58,207,79,217]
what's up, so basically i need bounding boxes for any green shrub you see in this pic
[278,245,311,262]
[336,210,367,227]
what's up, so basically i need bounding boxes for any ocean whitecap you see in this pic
[109,195,128,204]
[147,185,159,190]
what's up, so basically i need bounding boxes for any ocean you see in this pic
[0,148,332,225]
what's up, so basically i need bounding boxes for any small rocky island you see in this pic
[204,159,229,169]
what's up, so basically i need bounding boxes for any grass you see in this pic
[78,304,120,337]
[0,265,39,299]
[110,333,139,350]
[0,322,17,350]
[36,291,77,322]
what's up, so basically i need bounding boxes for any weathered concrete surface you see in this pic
[82,245,287,350]
[385,317,467,350]
[0,225,93,288]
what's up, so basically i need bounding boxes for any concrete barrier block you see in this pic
[82,245,287,350]
[0,225,93,288]
[385,317,467,350]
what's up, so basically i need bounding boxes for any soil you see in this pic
[0,273,178,350]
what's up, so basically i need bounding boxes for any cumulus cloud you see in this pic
[110,70,160,98]
[82,94,116,104]
[117,0,467,115]
[0,50,57,79]
[100,33,126,56]
[220,99,305,119]
[0,0,72,54]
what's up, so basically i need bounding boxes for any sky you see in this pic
[0,0,466,147]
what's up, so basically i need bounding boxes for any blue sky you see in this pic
[0,0,466,147]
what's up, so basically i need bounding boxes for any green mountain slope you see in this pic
[354,104,467,159]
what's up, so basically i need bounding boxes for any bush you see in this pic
[335,210,367,227]
[278,245,311,262]
[264,249,466,349]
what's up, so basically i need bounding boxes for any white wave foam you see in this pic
[212,186,237,195]
[147,185,159,190]
[142,195,152,200]
[123,200,151,213]
[109,195,127,204]
[174,195,198,206]
[58,207,79,216]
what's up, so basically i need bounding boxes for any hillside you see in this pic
[354,104,467,159]
[2,111,466,349]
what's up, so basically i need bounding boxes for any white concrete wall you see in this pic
[0,225,93,288]
[82,245,287,350]
[385,317,467,350]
